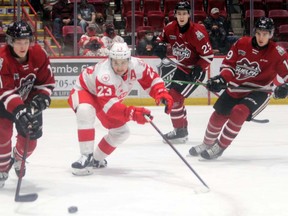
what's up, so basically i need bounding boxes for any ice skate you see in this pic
[163,128,188,144]
[90,158,107,168]
[0,158,14,188]
[72,154,107,176]
[0,172,9,188]
[13,148,25,177]
[72,154,94,176]
[189,143,211,156]
[200,142,226,160]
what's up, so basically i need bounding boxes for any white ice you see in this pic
[1,105,288,216]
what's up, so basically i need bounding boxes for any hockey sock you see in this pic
[219,104,250,147]
[169,89,187,128]
[203,111,228,145]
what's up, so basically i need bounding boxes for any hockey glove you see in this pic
[13,105,40,137]
[206,75,227,92]
[154,89,173,114]
[125,106,152,124]
[274,83,288,99]
[153,42,167,60]
[188,65,204,82]
[30,94,51,113]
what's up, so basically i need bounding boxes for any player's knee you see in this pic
[231,104,250,124]
[169,89,184,107]
[108,124,130,144]
[76,103,95,127]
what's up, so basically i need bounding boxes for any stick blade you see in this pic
[15,193,38,202]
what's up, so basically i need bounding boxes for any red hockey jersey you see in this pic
[157,20,214,73]
[0,44,55,113]
[220,36,288,98]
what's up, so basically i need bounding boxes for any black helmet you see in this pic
[6,20,33,45]
[174,1,191,13]
[255,17,275,32]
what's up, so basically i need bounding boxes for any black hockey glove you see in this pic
[274,83,288,99]
[189,65,204,82]
[13,105,40,138]
[153,42,167,60]
[206,75,227,92]
[30,94,51,113]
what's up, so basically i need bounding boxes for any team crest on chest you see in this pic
[172,42,191,61]
[235,58,261,80]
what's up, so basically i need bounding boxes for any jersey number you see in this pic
[97,86,112,97]
[202,42,212,54]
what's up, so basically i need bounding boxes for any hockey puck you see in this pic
[68,206,78,214]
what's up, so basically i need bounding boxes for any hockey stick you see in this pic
[15,108,40,202]
[164,56,194,70]
[145,115,210,190]
[14,133,38,202]
[163,79,270,123]
[164,79,273,93]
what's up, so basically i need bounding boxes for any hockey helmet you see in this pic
[254,17,275,36]
[109,42,131,60]
[174,1,191,13]
[6,20,33,45]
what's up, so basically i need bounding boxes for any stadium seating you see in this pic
[164,0,179,16]
[143,0,161,16]
[124,11,144,33]
[268,9,288,33]
[193,10,207,24]
[122,0,141,16]
[146,11,166,32]
[278,24,288,41]
[265,0,284,11]
[244,9,265,34]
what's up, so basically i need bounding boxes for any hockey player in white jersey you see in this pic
[68,42,173,175]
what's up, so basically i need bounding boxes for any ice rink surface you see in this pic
[1,105,288,216]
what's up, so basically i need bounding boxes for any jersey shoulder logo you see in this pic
[195,30,204,41]
[276,45,285,56]
[235,58,261,80]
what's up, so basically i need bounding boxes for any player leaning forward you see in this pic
[190,17,288,160]
[0,21,55,187]
[68,42,173,175]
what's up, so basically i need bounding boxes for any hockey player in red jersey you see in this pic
[0,21,55,187]
[154,1,214,144]
[68,42,173,176]
[189,17,288,159]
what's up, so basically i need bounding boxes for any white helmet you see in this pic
[109,42,131,60]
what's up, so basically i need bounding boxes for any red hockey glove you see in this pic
[154,89,173,114]
[125,106,152,124]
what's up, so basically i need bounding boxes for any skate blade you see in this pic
[162,137,188,144]
[72,167,94,176]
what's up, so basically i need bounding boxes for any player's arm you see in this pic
[205,39,240,92]
[96,78,151,124]
[274,50,288,99]
[193,27,214,70]
[30,47,55,112]
[153,28,169,60]
[137,62,173,114]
